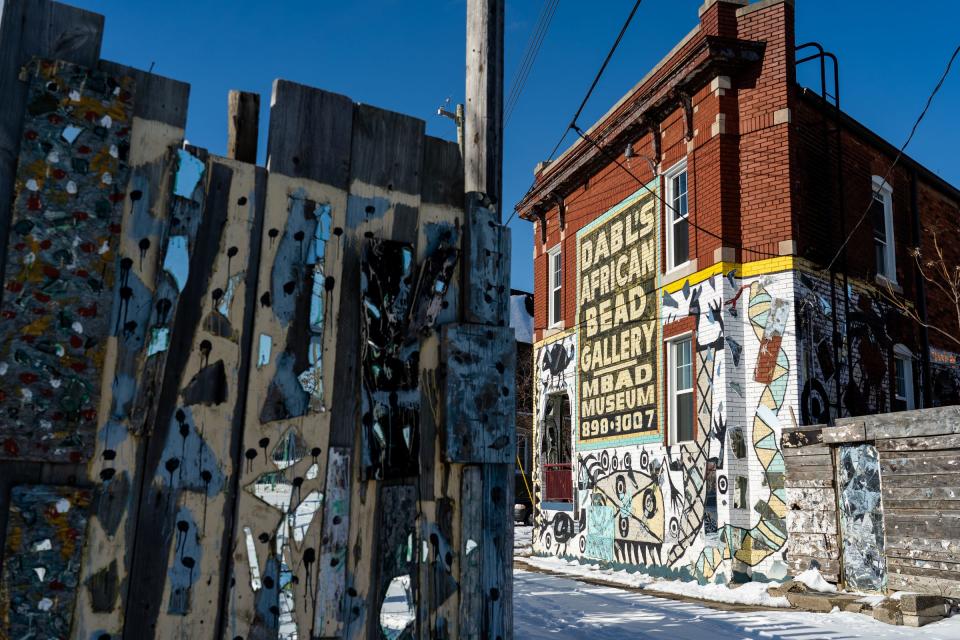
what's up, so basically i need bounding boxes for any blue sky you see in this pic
[73,0,960,293]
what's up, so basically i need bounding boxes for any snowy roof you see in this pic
[510,290,534,344]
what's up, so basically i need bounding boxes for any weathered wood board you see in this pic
[0,59,133,463]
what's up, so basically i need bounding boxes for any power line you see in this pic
[506,0,645,227]
[505,0,559,126]
[824,43,960,274]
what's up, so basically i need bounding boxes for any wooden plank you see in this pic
[885,545,960,564]
[122,156,232,633]
[99,60,189,128]
[861,406,960,440]
[370,484,418,639]
[784,477,834,489]
[880,451,960,475]
[0,60,134,462]
[421,135,464,208]
[885,535,960,556]
[821,422,866,444]
[0,485,93,639]
[781,443,831,457]
[881,472,960,488]
[227,90,260,163]
[784,454,834,468]
[459,466,482,640]
[888,573,960,598]
[786,532,840,559]
[482,464,513,640]
[885,512,960,538]
[785,487,837,512]
[885,499,960,511]
[130,145,211,434]
[883,486,960,501]
[462,193,510,325]
[443,324,516,463]
[0,0,104,289]
[315,447,351,637]
[785,509,838,534]
[876,434,960,452]
[72,70,189,640]
[266,80,353,186]
[887,555,960,575]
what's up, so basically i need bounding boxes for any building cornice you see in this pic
[515,35,765,221]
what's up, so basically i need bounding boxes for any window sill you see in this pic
[875,274,902,294]
[663,259,699,284]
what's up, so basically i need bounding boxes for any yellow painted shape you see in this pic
[661,257,798,294]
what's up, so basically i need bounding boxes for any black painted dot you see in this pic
[237,196,247,206]
[263,576,275,589]
[365,205,375,215]
[130,190,142,201]
[268,228,279,239]
[294,231,305,242]
[489,587,500,601]
[103,449,116,461]
[333,227,343,236]
[227,246,238,258]
[200,470,212,483]
[165,458,180,473]
[177,520,189,533]
[311,447,321,457]
[120,257,134,271]
[260,292,271,307]
[258,532,270,543]
[347,587,358,597]
[292,477,303,487]
[283,281,296,295]
[245,448,258,460]
[139,238,150,251]
[258,437,270,449]
[212,288,223,301]
[304,548,316,563]
[99,468,116,481]
[324,275,335,291]
[199,339,212,354]
[176,409,186,422]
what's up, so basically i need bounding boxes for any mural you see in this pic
[532,188,803,582]
[0,60,133,462]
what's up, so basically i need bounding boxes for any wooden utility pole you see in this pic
[461,2,514,639]
[464,0,504,214]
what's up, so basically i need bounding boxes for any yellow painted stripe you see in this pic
[661,256,798,294]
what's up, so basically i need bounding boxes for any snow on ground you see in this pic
[520,554,789,608]
[793,568,839,593]
[514,570,960,639]
[514,525,532,557]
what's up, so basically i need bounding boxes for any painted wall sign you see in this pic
[576,189,659,445]
[0,59,133,462]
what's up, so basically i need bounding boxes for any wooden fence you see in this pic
[783,406,960,597]
[0,2,515,639]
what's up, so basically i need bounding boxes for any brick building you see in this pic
[515,0,960,583]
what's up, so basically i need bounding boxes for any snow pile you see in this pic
[793,568,838,593]
[520,555,790,608]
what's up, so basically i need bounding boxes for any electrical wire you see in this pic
[505,0,559,127]
[506,0,645,227]
[823,43,960,274]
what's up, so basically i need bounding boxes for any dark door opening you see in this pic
[541,393,572,502]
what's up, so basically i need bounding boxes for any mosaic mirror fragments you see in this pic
[0,485,92,638]
[0,59,133,462]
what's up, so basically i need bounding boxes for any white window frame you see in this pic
[548,245,562,328]
[872,175,897,282]
[893,343,915,410]
[664,159,690,271]
[668,332,695,445]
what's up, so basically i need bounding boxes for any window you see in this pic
[893,344,915,411]
[669,335,695,443]
[871,176,896,281]
[665,160,689,270]
[548,247,562,327]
